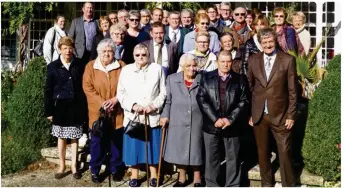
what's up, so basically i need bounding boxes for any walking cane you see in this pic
[157,126,166,187]
[144,114,150,187]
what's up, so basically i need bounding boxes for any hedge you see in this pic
[1,57,55,174]
[302,55,341,181]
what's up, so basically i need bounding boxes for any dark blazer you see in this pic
[196,70,249,136]
[44,57,88,126]
[247,50,298,125]
[68,16,98,59]
[89,31,110,61]
[164,26,190,57]
[141,39,178,75]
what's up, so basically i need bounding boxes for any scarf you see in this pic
[195,49,210,69]
[275,24,305,56]
[232,22,247,34]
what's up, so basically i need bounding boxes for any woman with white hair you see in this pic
[291,11,311,55]
[160,54,204,187]
[83,38,126,184]
[117,43,166,187]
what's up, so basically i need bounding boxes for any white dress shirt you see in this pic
[263,51,277,114]
[168,26,181,43]
[117,62,167,128]
[153,41,169,68]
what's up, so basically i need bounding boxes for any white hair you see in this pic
[96,38,116,55]
[179,53,198,68]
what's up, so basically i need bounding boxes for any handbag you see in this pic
[92,107,111,138]
[124,113,145,137]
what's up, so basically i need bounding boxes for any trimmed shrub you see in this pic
[302,55,341,181]
[1,57,55,174]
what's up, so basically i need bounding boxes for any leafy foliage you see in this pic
[302,55,341,181]
[1,57,55,175]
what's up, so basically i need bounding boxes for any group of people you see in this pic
[44,1,310,187]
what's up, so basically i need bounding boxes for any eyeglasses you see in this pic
[135,54,147,57]
[235,13,246,16]
[197,41,209,44]
[221,9,230,12]
[130,18,140,22]
[200,22,209,25]
[111,32,125,36]
[274,15,284,18]
[207,11,216,14]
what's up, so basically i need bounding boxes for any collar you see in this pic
[169,25,180,32]
[295,25,306,34]
[133,62,150,72]
[210,19,220,27]
[218,70,231,81]
[263,49,277,59]
[83,16,95,22]
[153,41,166,47]
[93,58,120,72]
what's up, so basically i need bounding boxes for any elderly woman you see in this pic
[43,15,68,64]
[183,13,221,54]
[291,11,311,55]
[117,44,166,187]
[44,36,87,180]
[161,54,203,187]
[220,32,243,74]
[180,31,217,72]
[90,16,112,60]
[83,38,126,183]
[110,24,127,61]
[122,10,151,64]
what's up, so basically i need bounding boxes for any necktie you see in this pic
[115,45,123,60]
[265,56,272,80]
[157,44,162,65]
[172,31,177,43]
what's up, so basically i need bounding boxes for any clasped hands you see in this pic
[132,104,157,115]
[102,97,118,113]
[214,118,232,129]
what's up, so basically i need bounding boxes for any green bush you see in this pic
[302,55,341,181]
[1,57,55,175]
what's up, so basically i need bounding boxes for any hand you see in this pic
[47,116,53,122]
[160,117,169,128]
[143,104,157,114]
[132,104,144,114]
[249,117,253,127]
[285,119,295,129]
[103,97,118,111]
[221,118,232,129]
[214,118,225,128]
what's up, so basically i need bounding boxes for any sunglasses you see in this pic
[200,22,209,25]
[235,13,246,16]
[274,15,284,18]
[130,18,140,22]
[135,54,147,57]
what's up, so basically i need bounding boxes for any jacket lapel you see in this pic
[175,72,190,96]
[189,74,201,92]
[257,53,267,87]
[79,17,85,39]
[267,50,281,84]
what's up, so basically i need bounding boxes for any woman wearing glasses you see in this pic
[117,44,166,187]
[90,16,112,60]
[122,10,151,64]
[110,24,127,61]
[183,13,221,54]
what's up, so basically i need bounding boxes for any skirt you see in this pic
[51,124,83,139]
[122,127,161,166]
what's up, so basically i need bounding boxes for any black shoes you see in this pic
[72,171,82,179]
[194,183,203,187]
[91,173,101,184]
[150,178,157,187]
[54,172,65,179]
[129,179,139,187]
[173,181,187,187]
[112,172,123,182]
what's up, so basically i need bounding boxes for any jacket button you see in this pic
[187,111,190,114]
[69,77,71,79]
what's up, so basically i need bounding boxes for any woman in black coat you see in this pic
[44,36,87,180]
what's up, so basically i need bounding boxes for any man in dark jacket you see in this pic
[207,5,227,37]
[197,50,249,187]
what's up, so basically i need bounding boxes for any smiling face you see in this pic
[60,44,74,61]
[292,15,304,29]
[152,9,163,23]
[183,59,198,78]
[196,35,209,53]
[129,15,140,29]
[82,3,93,18]
[245,14,253,26]
[274,11,285,26]
[260,34,276,55]
[118,12,129,26]
[140,12,151,25]
[255,19,268,33]
[56,17,65,29]
[181,12,192,26]
[110,29,125,44]
[220,4,231,20]
[233,7,246,23]
[134,48,149,66]
[108,13,118,24]
[207,7,218,22]
[168,13,180,29]
[150,26,165,44]
[100,19,110,32]
[197,18,210,31]
[221,35,234,51]
[99,44,114,65]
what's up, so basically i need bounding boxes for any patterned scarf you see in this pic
[195,49,210,69]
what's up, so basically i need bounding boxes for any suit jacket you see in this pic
[164,26,190,57]
[141,39,178,75]
[247,50,298,125]
[68,16,98,58]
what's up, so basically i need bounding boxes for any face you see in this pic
[150,27,165,44]
[108,13,118,24]
[233,8,246,23]
[245,14,253,26]
[82,3,93,18]
[118,12,129,26]
[196,35,209,53]
[274,11,285,26]
[168,13,180,29]
[56,17,65,29]
[110,30,125,44]
[197,18,209,31]
[207,8,218,22]
[141,12,151,25]
[217,55,232,74]
[162,13,169,25]
[181,12,192,26]
[292,16,304,29]
[220,5,231,19]
[260,34,276,55]
[183,59,198,78]
[101,20,110,32]
[134,49,149,66]
[152,10,163,23]
[60,44,74,60]
[221,35,234,51]
[254,20,268,32]
[99,45,114,64]
[129,16,140,29]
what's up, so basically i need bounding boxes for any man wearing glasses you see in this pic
[207,5,226,36]
[140,9,151,33]
[219,2,233,27]
[118,9,129,28]
[230,7,250,45]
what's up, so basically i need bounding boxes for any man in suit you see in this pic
[197,50,249,186]
[247,27,298,187]
[69,2,98,64]
[164,11,190,57]
[140,9,151,34]
[181,9,195,31]
[141,22,178,76]
[219,2,233,27]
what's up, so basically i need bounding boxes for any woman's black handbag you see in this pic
[124,113,144,137]
[92,107,111,138]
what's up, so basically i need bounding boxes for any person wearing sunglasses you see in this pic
[90,16,112,60]
[117,44,167,187]
[230,7,250,45]
[121,10,150,65]
[272,7,305,56]
[183,13,221,54]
